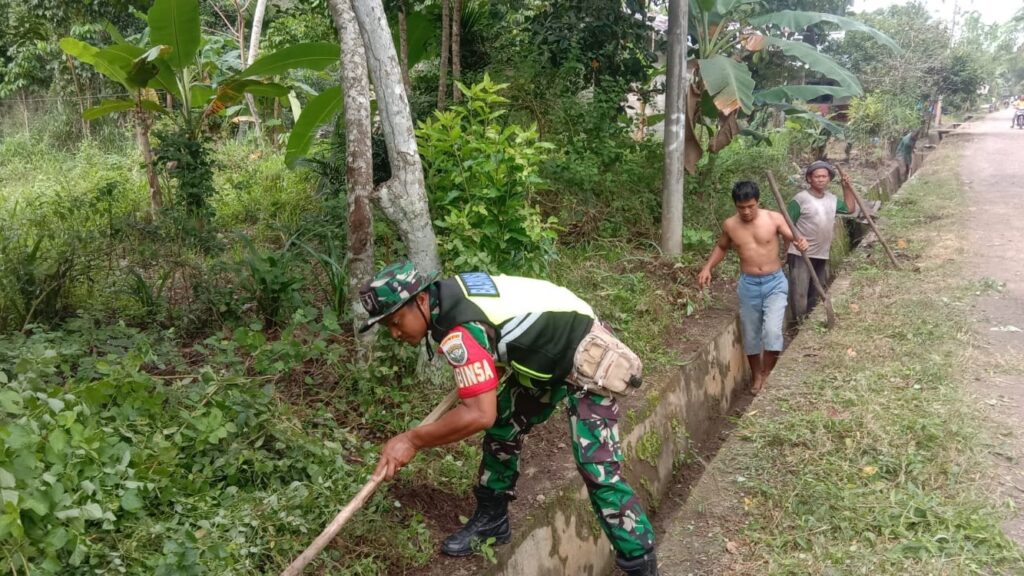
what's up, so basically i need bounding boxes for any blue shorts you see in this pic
[737,269,788,355]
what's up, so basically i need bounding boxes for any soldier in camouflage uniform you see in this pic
[361,261,658,576]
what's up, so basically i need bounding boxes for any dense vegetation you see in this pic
[1,0,1021,573]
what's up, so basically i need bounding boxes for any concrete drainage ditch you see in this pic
[475,152,931,576]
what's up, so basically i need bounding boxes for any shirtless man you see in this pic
[698,181,809,394]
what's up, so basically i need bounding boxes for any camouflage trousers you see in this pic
[476,374,655,558]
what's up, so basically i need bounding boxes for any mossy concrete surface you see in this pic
[483,317,750,576]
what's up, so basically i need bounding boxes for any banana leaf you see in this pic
[285,86,343,168]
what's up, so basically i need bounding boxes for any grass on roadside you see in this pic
[732,144,1024,575]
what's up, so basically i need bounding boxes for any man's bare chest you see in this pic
[731,225,778,249]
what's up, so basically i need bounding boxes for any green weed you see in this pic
[237,239,306,328]
[0,316,429,575]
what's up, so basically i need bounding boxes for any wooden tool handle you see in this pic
[281,388,460,576]
[834,165,900,268]
[766,171,837,328]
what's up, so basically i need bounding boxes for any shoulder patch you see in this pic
[458,272,500,297]
[440,331,469,366]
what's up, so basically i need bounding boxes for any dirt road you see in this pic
[960,109,1024,546]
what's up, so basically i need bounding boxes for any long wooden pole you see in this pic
[281,389,460,575]
[834,166,900,269]
[766,171,837,328]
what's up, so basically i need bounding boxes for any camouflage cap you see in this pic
[358,260,439,333]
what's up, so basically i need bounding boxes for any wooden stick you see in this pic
[281,389,460,576]
[766,171,837,328]
[834,165,900,269]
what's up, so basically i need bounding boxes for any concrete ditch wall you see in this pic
[484,319,749,576]
[483,154,927,576]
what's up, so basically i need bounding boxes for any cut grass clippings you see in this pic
[731,143,1024,574]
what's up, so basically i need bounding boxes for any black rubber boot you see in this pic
[616,550,659,576]
[441,486,512,556]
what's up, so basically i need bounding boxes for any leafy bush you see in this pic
[846,92,921,149]
[0,316,436,574]
[522,83,664,243]
[154,127,216,216]
[417,74,557,274]
[237,240,306,328]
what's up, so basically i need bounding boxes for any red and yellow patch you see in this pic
[440,331,468,366]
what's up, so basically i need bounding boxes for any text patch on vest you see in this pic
[458,272,500,297]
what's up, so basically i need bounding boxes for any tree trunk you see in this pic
[398,0,411,93]
[244,0,268,137]
[19,89,29,132]
[660,0,687,256]
[437,0,450,109]
[350,0,440,275]
[247,0,268,66]
[135,95,163,217]
[272,97,282,150]
[451,0,462,102]
[66,55,90,138]
[327,0,376,349]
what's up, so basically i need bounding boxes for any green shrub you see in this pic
[154,127,216,216]
[237,240,306,328]
[846,92,921,149]
[0,218,84,329]
[0,320,381,574]
[535,84,664,243]
[546,140,663,242]
[0,140,148,330]
[417,74,557,275]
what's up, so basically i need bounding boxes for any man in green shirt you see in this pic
[785,161,857,321]
[896,130,919,173]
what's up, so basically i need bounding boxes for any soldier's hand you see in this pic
[375,432,418,481]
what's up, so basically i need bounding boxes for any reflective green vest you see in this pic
[430,273,595,382]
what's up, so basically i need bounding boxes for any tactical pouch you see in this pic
[567,322,643,396]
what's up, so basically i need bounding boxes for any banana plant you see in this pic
[58,36,172,214]
[60,0,341,212]
[684,0,901,172]
[64,1,341,135]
